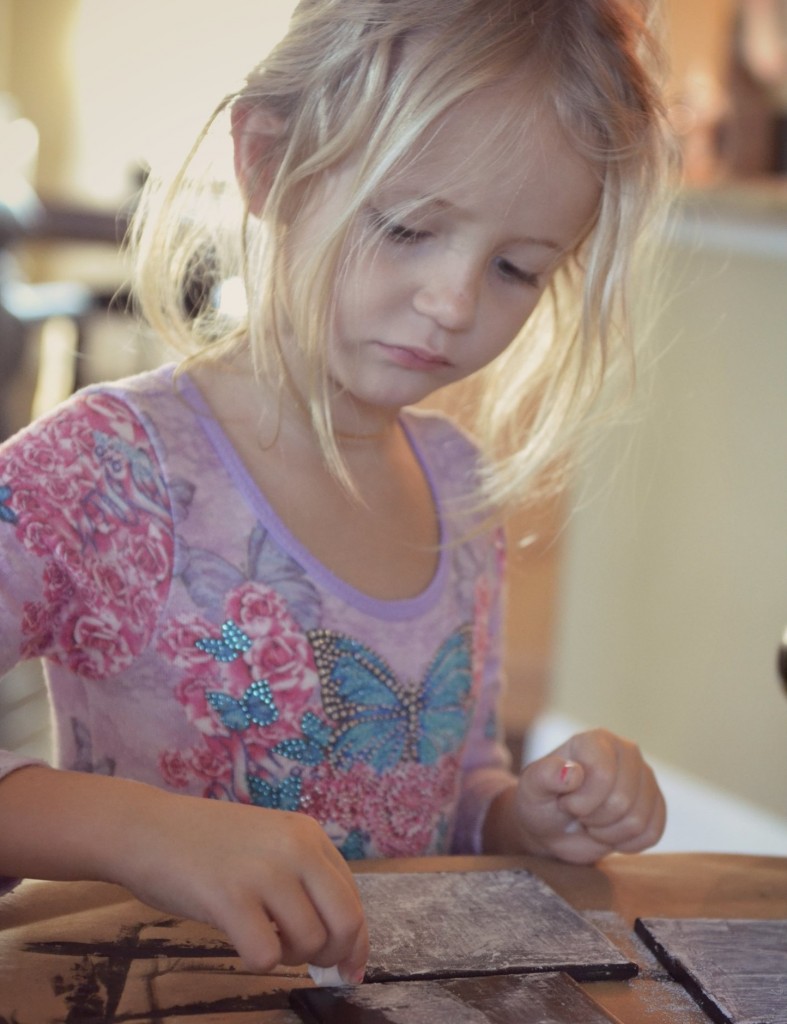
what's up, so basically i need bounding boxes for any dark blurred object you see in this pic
[723,0,787,176]
[778,629,787,693]
[0,186,132,439]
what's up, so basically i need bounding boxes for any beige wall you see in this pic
[4,1,296,205]
[0,0,10,92]
[553,209,787,819]
[664,0,737,91]
[3,0,79,197]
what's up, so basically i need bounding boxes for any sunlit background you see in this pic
[1,0,787,854]
[4,0,297,204]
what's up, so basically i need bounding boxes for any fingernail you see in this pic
[560,760,579,784]
[347,965,366,986]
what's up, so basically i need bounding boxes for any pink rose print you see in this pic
[4,393,174,675]
[59,611,132,680]
[160,750,192,789]
[301,757,460,858]
[159,582,322,798]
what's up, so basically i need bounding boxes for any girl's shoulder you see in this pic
[0,364,188,466]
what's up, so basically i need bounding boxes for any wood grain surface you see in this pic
[356,869,636,982]
[2,854,785,1023]
[292,972,623,1023]
[634,917,787,1024]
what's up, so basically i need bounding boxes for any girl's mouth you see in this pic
[376,342,451,369]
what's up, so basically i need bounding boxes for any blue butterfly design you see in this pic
[308,626,473,774]
[247,772,302,810]
[206,679,278,731]
[272,711,332,766]
[340,829,368,861]
[195,619,252,663]
[0,485,18,526]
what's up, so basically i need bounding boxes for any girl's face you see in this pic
[287,84,600,425]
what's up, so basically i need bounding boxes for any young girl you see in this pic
[0,0,673,987]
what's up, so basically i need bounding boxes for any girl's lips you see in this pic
[376,342,451,369]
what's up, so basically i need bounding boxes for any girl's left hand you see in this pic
[488,729,666,863]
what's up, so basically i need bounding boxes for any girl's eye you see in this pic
[495,257,540,289]
[370,208,430,245]
[386,222,429,244]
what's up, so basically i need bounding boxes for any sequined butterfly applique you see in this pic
[205,679,279,731]
[0,485,18,526]
[195,619,252,663]
[309,626,473,773]
[247,773,302,810]
[273,711,332,766]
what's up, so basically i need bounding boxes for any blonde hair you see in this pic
[131,0,676,514]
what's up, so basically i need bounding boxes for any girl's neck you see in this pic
[204,347,402,458]
[186,351,441,601]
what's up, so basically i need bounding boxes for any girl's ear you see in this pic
[231,101,286,215]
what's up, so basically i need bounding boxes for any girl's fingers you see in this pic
[556,731,666,847]
[214,894,284,974]
[558,730,640,825]
[519,753,586,804]
[517,730,666,860]
[265,879,331,965]
[584,775,667,851]
[215,865,367,976]
[513,754,588,848]
[301,863,369,973]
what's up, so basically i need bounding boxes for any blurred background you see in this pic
[1,0,786,852]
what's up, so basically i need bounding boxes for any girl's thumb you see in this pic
[557,759,582,792]
[521,754,584,803]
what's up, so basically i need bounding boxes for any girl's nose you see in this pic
[412,265,479,332]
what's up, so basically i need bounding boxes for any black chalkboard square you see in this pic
[354,869,636,982]
[292,972,623,1024]
[634,917,787,1024]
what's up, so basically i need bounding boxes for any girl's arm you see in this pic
[0,763,368,980]
[0,395,367,979]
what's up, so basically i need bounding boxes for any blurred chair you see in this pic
[0,180,131,439]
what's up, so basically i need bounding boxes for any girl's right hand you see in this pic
[119,790,369,981]
[0,767,368,982]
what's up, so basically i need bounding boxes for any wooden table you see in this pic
[0,852,785,1022]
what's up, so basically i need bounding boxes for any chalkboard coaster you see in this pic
[292,972,622,1023]
[635,917,787,1024]
[355,870,636,982]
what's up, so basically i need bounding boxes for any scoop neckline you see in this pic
[177,368,449,621]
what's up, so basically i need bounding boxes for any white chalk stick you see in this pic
[307,963,347,987]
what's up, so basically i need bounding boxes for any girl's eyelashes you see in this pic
[368,207,430,245]
[367,206,542,287]
[495,257,540,289]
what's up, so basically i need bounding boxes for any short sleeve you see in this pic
[0,390,176,783]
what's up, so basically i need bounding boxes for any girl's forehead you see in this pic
[378,86,598,220]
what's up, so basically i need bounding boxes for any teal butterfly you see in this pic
[206,679,278,731]
[340,829,368,861]
[0,485,17,526]
[247,772,301,810]
[272,711,332,766]
[308,626,473,773]
[195,619,252,663]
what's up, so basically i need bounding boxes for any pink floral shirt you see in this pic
[0,366,514,859]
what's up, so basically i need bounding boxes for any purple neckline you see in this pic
[178,370,448,621]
